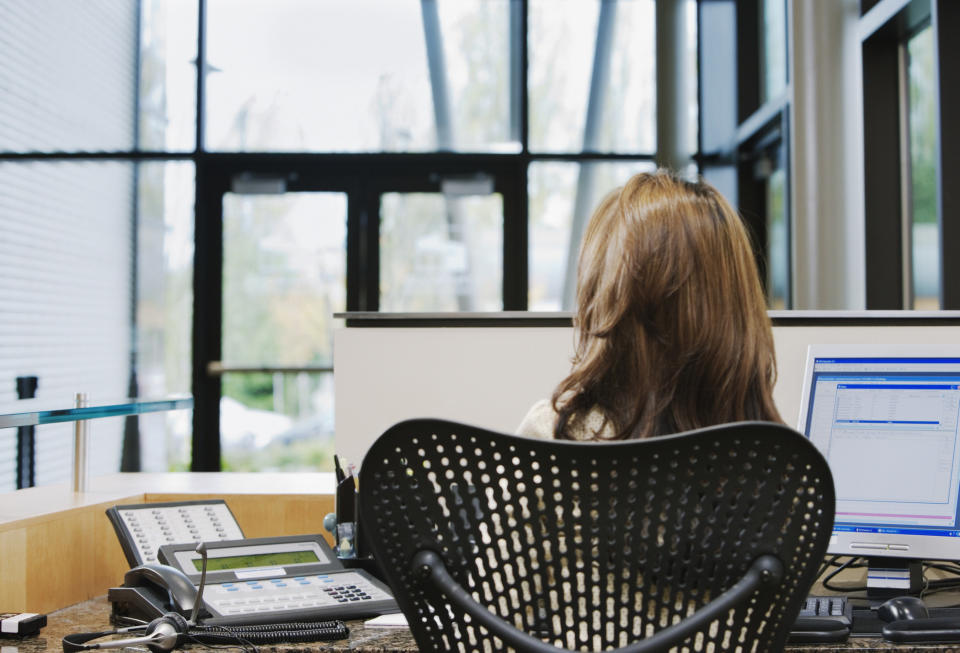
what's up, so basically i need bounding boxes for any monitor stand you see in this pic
[865,557,923,600]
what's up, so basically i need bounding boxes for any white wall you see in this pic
[335,316,960,467]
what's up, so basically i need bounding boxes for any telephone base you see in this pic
[108,585,192,625]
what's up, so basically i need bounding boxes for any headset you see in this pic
[63,543,348,653]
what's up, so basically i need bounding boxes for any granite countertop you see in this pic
[1,597,417,653]
[4,596,959,652]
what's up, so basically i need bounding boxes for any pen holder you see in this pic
[333,470,359,560]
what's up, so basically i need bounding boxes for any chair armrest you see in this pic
[411,550,785,653]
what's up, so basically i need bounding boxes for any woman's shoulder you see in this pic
[516,398,557,440]
[516,398,614,441]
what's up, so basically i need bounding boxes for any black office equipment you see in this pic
[333,455,358,559]
[0,612,46,636]
[797,594,853,624]
[787,595,853,643]
[74,543,350,653]
[359,418,836,652]
[882,616,960,643]
[877,595,929,622]
[109,534,398,626]
[868,594,960,644]
[787,618,850,644]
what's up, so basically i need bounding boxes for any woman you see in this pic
[518,170,782,441]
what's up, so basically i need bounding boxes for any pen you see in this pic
[334,454,345,484]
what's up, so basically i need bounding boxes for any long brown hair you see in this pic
[552,170,782,440]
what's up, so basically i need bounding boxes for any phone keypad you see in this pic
[204,572,392,616]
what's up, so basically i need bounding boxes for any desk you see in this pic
[10,596,960,653]
[0,473,336,613]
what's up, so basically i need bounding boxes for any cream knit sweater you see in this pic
[516,398,616,441]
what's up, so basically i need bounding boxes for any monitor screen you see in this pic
[798,345,960,562]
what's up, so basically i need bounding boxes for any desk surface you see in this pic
[12,596,960,653]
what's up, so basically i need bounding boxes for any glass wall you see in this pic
[2,0,702,475]
[528,161,656,310]
[136,161,195,471]
[907,26,938,310]
[0,161,134,488]
[220,192,345,471]
[0,1,196,486]
[380,192,504,311]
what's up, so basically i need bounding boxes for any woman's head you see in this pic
[553,170,782,439]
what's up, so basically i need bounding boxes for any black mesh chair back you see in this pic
[359,419,835,652]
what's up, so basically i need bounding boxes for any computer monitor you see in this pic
[797,344,960,597]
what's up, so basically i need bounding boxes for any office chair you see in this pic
[359,419,835,652]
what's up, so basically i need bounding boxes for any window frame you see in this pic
[0,0,692,473]
[860,0,960,309]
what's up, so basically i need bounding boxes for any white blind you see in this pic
[0,0,139,490]
[0,161,134,489]
[0,1,137,152]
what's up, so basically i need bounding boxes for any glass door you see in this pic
[217,191,346,471]
[191,159,522,471]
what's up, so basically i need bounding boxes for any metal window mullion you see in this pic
[862,22,905,308]
[196,0,207,154]
[899,38,913,309]
[421,0,453,150]
[121,0,144,473]
[191,155,225,471]
[655,0,691,171]
[933,0,960,308]
[561,1,617,310]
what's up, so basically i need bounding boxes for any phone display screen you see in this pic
[193,549,321,572]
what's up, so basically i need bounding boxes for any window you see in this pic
[861,0,959,309]
[0,2,197,484]
[380,192,504,311]
[907,26,938,309]
[2,0,702,474]
[698,0,790,308]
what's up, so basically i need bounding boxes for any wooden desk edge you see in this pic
[0,472,336,614]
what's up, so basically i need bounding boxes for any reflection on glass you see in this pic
[380,193,503,311]
[0,3,138,152]
[766,164,788,309]
[0,161,135,486]
[221,192,346,471]
[436,1,515,151]
[760,0,787,103]
[529,0,656,154]
[908,27,938,310]
[136,161,195,471]
[528,160,656,311]
[138,0,198,152]
[220,372,334,472]
[205,0,511,152]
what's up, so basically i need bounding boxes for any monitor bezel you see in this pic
[798,343,960,562]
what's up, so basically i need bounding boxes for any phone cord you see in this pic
[189,620,349,644]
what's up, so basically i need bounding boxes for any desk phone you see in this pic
[105,500,244,566]
[105,500,398,626]
[154,535,398,624]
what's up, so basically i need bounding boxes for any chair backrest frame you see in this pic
[360,419,835,652]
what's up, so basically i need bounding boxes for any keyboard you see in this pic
[787,596,852,644]
[797,595,852,625]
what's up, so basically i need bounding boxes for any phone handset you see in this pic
[123,564,199,614]
[64,544,209,652]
